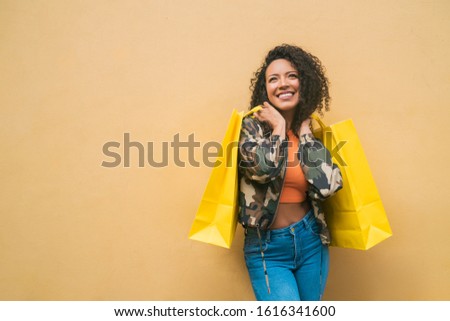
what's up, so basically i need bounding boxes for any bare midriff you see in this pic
[269,201,310,230]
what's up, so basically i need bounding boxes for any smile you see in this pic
[277,92,294,99]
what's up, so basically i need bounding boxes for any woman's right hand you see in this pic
[253,102,286,130]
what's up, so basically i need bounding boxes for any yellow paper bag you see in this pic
[311,114,392,250]
[188,106,262,248]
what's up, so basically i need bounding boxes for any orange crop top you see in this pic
[279,130,309,203]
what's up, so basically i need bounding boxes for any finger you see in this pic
[253,112,262,121]
[254,108,263,118]
[262,101,272,109]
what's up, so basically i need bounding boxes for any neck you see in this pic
[281,110,295,131]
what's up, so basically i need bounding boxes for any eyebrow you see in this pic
[267,70,298,77]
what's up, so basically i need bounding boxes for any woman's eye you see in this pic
[268,77,277,83]
[289,73,298,78]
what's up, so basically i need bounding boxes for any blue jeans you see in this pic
[244,209,329,301]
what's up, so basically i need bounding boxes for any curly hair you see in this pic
[249,44,330,137]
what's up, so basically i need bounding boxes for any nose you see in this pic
[279,76,288,88]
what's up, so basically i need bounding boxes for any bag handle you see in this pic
[243,105,263,118]
[310,113,327,129]
[242,108,326,129]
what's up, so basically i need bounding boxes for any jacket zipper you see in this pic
[257,134,289,295]
[267,134,289,229]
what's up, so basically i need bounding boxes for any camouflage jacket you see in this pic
[237,115,343,245]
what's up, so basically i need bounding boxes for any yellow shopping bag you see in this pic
[311,114,392,250]
[188,106,262,249]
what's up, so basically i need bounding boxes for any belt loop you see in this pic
[302,209,312,229]
[302,216,308,229]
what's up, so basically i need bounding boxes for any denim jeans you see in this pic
[244,209,329,301]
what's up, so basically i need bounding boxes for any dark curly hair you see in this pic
[249,44,330,137]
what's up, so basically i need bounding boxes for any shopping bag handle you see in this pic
[243,107,323,126]
[310,113,327,129]
[244,105,263,118]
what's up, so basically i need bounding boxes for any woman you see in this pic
[238,44,343,301]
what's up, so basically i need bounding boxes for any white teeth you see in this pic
[278,93,293,99]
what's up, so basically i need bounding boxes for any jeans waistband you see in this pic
[245,208,315,240]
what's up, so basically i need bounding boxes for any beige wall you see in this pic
[1,0,449,300]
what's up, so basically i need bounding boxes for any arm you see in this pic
[298,119,343,201]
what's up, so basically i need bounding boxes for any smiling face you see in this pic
[265,58,300,117]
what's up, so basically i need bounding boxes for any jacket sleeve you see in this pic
[299,133,343,201]
[238,116,288,184]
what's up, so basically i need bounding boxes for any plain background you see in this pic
[1,0,449,300]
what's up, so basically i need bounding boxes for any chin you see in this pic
[277,102,297,111]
